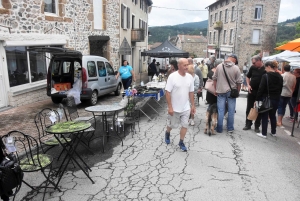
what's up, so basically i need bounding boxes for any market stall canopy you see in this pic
[262,50,300,62]
[290,61,300,69]
[275,38,300,52]
[141,40,189,58]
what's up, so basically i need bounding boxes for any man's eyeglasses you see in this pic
[252,61,257,65]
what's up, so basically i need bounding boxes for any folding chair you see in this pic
[1,131,60,201]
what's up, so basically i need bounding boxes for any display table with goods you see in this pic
[45,121,94,188]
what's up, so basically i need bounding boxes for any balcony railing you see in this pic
[214,21,223,30]
[131,29,145,42]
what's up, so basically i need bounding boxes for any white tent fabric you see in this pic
[290,61,300,69]
[262,50,300,62]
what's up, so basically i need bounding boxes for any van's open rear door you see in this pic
[27,47,82,57]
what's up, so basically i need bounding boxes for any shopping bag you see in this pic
[247,108,258,121]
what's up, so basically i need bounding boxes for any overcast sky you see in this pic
[148,0,299,27]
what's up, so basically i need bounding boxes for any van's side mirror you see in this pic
[114,71,118,75]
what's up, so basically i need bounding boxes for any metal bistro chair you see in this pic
[34,108,71,161]
[61,97,96,150]
[1,131,60,201]
[116,97,140,137]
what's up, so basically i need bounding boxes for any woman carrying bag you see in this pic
[255,61,283,139]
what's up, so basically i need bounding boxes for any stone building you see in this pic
[173,34,207,58]
[119,0,152,79]
[206,0,281,68]
[0,0,152,108]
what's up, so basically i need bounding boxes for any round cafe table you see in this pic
[45,121,94,188]
[85,104,125,152]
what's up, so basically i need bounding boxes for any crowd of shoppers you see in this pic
[161,53,300,151]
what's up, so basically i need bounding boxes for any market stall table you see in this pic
[45,121,94,189]
[85,104,125,152]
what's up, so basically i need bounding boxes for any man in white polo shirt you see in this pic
[165,58,195,151]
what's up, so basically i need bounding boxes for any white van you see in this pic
[29,47,122,105]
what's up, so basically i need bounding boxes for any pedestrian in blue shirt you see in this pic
[115,60,136,89]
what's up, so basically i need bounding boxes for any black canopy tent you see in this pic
[141,40,189,58]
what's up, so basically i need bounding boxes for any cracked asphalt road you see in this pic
[8,91,300,200]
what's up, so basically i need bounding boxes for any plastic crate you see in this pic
[54,83,71,91]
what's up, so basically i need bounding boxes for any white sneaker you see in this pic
[256,133,267,139]
[270,133,277,137]
[190,119,195,126]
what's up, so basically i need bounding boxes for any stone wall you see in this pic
[235,0,280,66]
[0,0,120,68]
[182,42,207,58]
[207,0,281,69]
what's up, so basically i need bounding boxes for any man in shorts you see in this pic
[165,58,196,151]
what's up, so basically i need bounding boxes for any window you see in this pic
[5,46,49,87]
[140,0,143,10]
[44,0,57,14]
[97,61,106,77]
[132,15,135,29]
[213,32,216,44]
[132,0,134,2]
[87,61,97,77]
[252,29,260,44]
[229,29,234,44]
[209,32,212,44]
[219,11,222,21]
[210,15,213,26]
[225,0,229,5]
[231,6,235,21]
[139,19,142,28]
[225,9,228,23]
[135,0,138,5]
[223,30,227,44]
[121,4,130,29]
[215,13,218,22]
[93,0,103,29]
[105,62,114,75]
[254,5,263,20]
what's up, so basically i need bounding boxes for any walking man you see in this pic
[165,58,196,151]
[212,54,242,133]
[243,55,265,132]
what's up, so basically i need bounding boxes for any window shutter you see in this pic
[252,29,260,44]
[127,7,130,29]
[121,4,124,28]
[145,22,147,36]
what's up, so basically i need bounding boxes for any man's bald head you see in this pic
[178,58,188,75]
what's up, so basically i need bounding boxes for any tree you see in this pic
[295,22,300,38]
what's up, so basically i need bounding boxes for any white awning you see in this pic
[0,33,68,46]
[208,49,215,53]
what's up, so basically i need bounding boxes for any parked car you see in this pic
[28,47,122,105]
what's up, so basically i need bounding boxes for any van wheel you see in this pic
[115,84,121,96]
[51,97,63,104]
[89,90,98,105]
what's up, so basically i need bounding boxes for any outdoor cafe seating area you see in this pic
[0,82,166,200]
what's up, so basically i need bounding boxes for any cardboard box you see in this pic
[54,83,71,91]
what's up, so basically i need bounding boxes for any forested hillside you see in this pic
[148,20,208,44]
[148,17,300,45]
